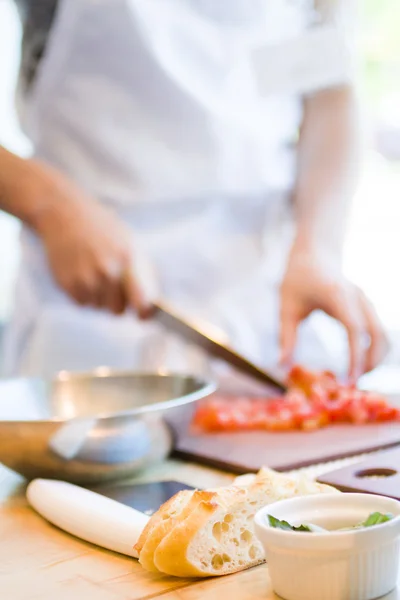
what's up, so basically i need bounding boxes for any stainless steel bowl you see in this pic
[0,370,215,484]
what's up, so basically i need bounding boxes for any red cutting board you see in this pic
[166,397,400,474]
[317,447,400,499]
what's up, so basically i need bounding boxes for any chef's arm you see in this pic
[279,83,388,378]
[0,146,48,226]
[0,146,83,231]
[291,83,360,265]
[0,145,149,315]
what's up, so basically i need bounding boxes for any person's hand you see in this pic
[279,246,388,381]
[27,160,152,316]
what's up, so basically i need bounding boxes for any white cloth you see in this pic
[3,0,352,379]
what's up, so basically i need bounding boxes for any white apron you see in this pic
[2,0,351,379]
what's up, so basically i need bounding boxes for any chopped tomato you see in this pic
[372,405,400,423]
[301,414,329,431]
[347,399,370,424]
[287,365,319,395]
[191,365,400,433]
[261,407,296,431]
[291,403,329,430]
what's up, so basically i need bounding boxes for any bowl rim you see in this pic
[254,492,400,542]
[2,369,217,424]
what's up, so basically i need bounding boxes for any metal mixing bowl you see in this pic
[0,369,215,484]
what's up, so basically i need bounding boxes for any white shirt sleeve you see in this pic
[313,0,358,84]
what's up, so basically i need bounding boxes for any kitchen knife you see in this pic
[152,301,286,392]
[27,480,197,557]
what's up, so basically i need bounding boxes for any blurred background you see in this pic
[0,0,399,365]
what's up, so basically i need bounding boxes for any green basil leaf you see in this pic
[267,515,312,532]
[267,512,394,533]
[360,512,394,528]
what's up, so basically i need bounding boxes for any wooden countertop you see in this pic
[1,460,398,600]
[0,460,279,600]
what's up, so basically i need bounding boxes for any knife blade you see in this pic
[152,301,286,392]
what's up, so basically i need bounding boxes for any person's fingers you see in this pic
[323,287,366,383]
[75,268,108,310]
[357,289,389,373]
[103,280,127,314]
[68,274,126,314]
[93,263,127,314]
[345,317,365,384]
[279,305,300,366]
[54,253,100,307]
[62,277,92,306]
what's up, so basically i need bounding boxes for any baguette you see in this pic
[138,490,204,572]
[137,487,244,572]
[134,489,193,570]
[253,467,336,496]
[153,483,265,577]
[136,468,339,578]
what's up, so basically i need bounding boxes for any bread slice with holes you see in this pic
[136,469,339,578]
[138,490,212,572]
[153,485,260,577]
[134,489,193,569]
[136,487,243,572]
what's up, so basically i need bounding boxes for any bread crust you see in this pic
[136,489,195,571]
[154,484,264,577]
[154,499,220,577]
[134,490,189,556]
[135,468,340,578]
[138,490,221,572]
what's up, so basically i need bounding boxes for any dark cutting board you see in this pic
[166,396,400,474]
[317,447,400,499]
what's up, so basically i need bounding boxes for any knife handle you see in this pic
[27,479,149,558]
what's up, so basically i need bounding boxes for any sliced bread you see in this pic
[153,484,263,577]
[136,468,339,578]
[134,489,193,570]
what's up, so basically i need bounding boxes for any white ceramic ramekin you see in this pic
[254,493,400,600]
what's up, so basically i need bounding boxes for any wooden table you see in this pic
[0,460,278,600]
[0,459,399,600]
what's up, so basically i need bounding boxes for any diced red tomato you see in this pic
[373,405,400,423]
[262,407,296,431]
[301,414,329,431]
[191,365,400,433]
[287,365,319,395]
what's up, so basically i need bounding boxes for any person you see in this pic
[0,0,388,381]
